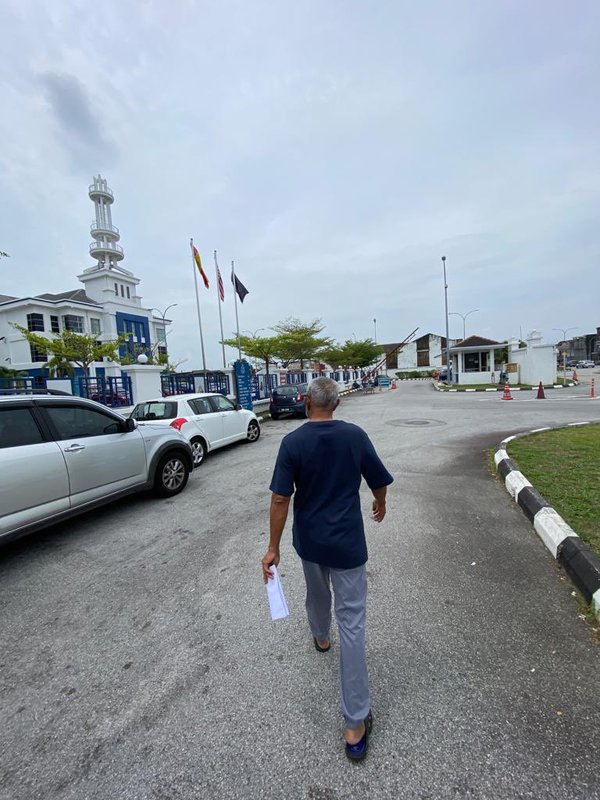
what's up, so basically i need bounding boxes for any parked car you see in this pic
[0,395,193,545]
[269,383,310,419]
[89,391,130,406]
[576,360,595,369]
[129,393,260,467]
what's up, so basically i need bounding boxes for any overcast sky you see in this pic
[1,0,598,369]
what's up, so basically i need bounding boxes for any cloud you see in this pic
[39,72,117,170]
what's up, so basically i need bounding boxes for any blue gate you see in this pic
[205,373,230,395]
[251,373,278,401]
[0,376,41,394]
[161,373,195,396]
[78,376,133,408]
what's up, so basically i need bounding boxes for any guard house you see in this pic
[449,335,506,385]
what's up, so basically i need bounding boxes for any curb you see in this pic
[437,383,576,393]
[494,423,600,620]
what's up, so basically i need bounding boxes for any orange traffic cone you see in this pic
[536,381,545,399]
[572,369,578,383]
[592,378,596,399]
[501,381,513,400]
[391,380,397,390]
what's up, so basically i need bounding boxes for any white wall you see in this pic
[397,341,417,369]
[510,333,556,384]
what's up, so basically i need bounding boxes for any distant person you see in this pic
[262,377,393,761]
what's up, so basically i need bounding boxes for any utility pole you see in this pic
[442,257,451,383]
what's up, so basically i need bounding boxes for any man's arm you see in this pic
[371,486,387,523]
[262,493,291,583]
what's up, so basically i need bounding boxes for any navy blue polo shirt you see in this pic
[269,420,394,569]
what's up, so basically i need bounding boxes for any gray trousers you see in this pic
[301,559,370,729]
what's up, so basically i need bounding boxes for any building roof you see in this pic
[0,294,18,303]
[35,289,100,306]
[452,335,502,349]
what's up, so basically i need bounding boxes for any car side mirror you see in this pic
[236,403,242,410]
[123,418,136,432]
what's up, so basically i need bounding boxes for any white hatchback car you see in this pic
[129,393,260,468]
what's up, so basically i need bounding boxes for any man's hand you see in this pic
[372,498,386,522]
[371,486,388,522]
[262,548,280,584]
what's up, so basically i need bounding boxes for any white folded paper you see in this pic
[266,564,289,621]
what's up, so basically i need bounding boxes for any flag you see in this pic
[190,240,209,289]
[217,264,225,302]
[232,270,249,303]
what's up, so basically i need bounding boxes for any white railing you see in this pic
[91,221,119,235]
[89,241,123,255]
[88,183,113,199]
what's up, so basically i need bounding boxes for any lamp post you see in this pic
[442,257,451,383]
[553,326,577,385]
[449,309,479,341]
[150,303,177,361]
[373,318,377,343]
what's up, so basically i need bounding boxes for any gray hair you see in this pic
[307,377,339,409]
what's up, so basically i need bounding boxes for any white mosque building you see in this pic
[0,176,171,383]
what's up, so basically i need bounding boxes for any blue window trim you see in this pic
[115,312,151,357]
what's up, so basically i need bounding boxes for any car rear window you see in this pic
[0,407,44,449]
[274,385,305,398]
[131,402,177,421]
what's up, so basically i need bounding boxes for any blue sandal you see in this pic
[345,711,373,761]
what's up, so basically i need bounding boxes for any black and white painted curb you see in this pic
[434,382,576,393]
[494,423,600,620]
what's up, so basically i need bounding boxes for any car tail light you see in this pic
[170,417,188,431]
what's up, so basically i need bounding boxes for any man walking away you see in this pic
[262,377,393,761]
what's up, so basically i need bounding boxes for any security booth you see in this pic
[449,336,506,385]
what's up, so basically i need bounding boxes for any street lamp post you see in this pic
[150,303,177,362]
[449,309,479,341]
[442,257,451,383]
[553,326,577,385]
[373,318,377,343]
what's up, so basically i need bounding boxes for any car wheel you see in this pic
[246,420,261,443]
[190,437,207,468]
[270,412,280,420]
[154,451,190,497]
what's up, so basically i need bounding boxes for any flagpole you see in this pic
[214,250,226,368]
[190,238,207,374]
[231,259,242,361]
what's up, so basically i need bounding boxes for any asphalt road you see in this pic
[1,383,599,800]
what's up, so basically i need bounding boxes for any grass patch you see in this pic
[507,425,600,558]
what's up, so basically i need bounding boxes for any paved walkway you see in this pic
[1,383,599,799]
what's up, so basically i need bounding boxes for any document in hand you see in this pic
[265,565,290,621]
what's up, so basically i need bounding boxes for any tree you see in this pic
[221,334,281,376]
[11,324,126,376]
[321,338,382,369]
[271,317,333,369]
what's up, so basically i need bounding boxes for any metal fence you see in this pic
[251,373,278,401]
[0,376,39,394]
[77,376,133,408]
[161,372,231,397]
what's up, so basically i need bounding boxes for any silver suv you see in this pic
[0,395,194,544]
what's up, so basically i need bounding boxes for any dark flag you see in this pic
[232,270,249,303]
